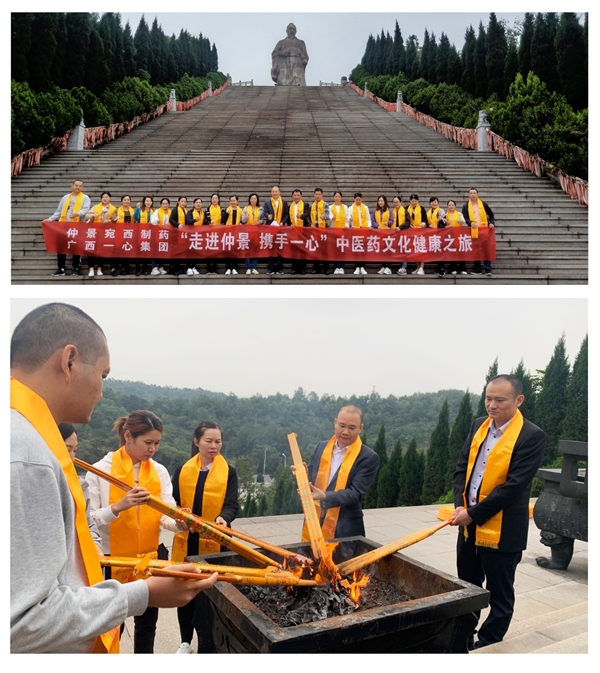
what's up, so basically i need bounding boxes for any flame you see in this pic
[347,571,370,604]
[314,542,340,585]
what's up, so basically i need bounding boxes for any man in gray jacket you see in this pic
[10,303,216,653]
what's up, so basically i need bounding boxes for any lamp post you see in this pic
[281,453,287,469]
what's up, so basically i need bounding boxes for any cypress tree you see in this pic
[377,439,402,507]
[364,424,387,509]
[561,335,588,442]
[474,22,487,98]
[63,13,92,89]
[476,357,499,417]
[404,35,420,79]
[50,13,68,88]
[436,33,451,84]
[504,37,519,98]
[210,44,219,73]
[421,30,431,81]
[397,438,423,506]
[510,359,536,423]
[531,13,560,92]
[535,335,570,463]
[555,13,587,109]
[122,22,137,78]
[257,493,269,517]
[447,46,462,86]
[134,15,152,74]
[485,13,507,97]
[11,13,34,83]
[27,13,59,92]
[84,26,110,96]
[149,17,164,84]
[446,392,473,490]
[427,33,438,83]
[422,400,450,504]
[392,21,405,74]
[461,26,476,95]
[519,12,535,78]
[363,34,375,72]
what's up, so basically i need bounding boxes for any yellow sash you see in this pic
[468,198,488,239]
[407,205,423,227]
[108,447,162,579]
[156,207,170,225]
[116,206,135,223]
[290,201,305,227]
[173,207,187,226]
[375,208,391,228]
[190,209,205,225]
[270,199,283,223]
[138,208,153,224]
[331,204,346,228]
[245,206,260,224]
[311,200,327,228]
[60,192,85,222]
[10,378,119,653]
[351,203,369,228]
[446,210,461,227]
[427,207,440,228]
[302,436,362,541]
[90,203,117,222]
[209,204,222,225]
[225,206,243,225]
[172,454,229,561]
[463,410,524,548]
[393,206,406,228]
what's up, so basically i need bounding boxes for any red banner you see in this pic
[41,222,496,262]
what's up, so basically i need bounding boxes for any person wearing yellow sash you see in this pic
[330,191,348,274]
[112,195,136,277]
[134,196,155,276]
[450,375,546,650]
[461,188,496,276]
[205,193,225,274]
[289,189,308,274]
[305,405,379,540]
[445,199,468,275]
[172,421,238,654]
[150,198,172,275]
[224,195,243,275]
[85,410,189,653]
[372,195,393,275]
[10,303,216,653]
[427,197,447,278]
[241,193,264,274]
[167,196,188,276]
[307,188,332,275]
[263,185,289,275]
[48,180,90,277]
[347,193,371,276]
[183,198,206,276]
[392,196,410,276]
[85,191,118,277]
[406,194,429,276]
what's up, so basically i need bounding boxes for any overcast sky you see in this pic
[118,10,528,86]
[10,298,587,399]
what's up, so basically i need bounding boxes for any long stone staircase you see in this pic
[11,85,588,284]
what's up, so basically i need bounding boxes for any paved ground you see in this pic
[119,502,587,655]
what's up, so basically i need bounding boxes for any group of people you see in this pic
[11,303,543,654]
[48,183,496,278]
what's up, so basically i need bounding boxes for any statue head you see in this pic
[286,23,297,38]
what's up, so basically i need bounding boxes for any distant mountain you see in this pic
[104,379,226,401]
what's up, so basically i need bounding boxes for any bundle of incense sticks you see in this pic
[101,557,318,587]
[74,457,278,569]
[337,521,451,575]
[287,433,326,561]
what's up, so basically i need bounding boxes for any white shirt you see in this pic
[468,416,513,506]
[328,441,349,486]
[85,451,179,554]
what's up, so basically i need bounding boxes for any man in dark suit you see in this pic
[262,185,289,275]
[306,405,379,539]
[462,188,496,275]
[451,374,546,650]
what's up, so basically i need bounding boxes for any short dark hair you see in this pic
[292,189,302,196]
[487,374,523,397]
[11,303,107,372]
[429,197,438,204]
[100,191,111,199]
[354,192,362,199]
[58,422,76,441]
[121,195,131,202]
[314,188,323,194]
[409,193,419,201]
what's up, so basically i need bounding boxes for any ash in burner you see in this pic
[240,577,411,627]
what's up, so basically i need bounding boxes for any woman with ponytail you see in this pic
[172,421,238,654]
[85,410,187,653]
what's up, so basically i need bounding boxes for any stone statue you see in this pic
[271,23,309,86]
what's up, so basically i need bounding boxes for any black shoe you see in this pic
[71,267,80,276]
[136,270,141,276]
[325,270,330,275]
[52,268,66,276]
[120,267,128,275]
[311,270,318,274]
[110,269,118,276]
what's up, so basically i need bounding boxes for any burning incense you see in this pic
[287,433,326,561]
[337,521,451,575]
[101,556,282,576]
[75,457,279,569]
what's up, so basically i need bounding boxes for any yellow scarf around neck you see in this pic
[117,206,134,223]
[245,206,260,224]
[468,198,488,239]
[10,378,119,653]
[351,203,368,228]
[446,210,461,227]
[407,205,423,227]
[331,204,346,228]
[427,207,440,228]
[209,204,222,225]
[463,410,524,548]
[270,199,283,223]
[172,453,229,561]
[290,201,305,226]
[393,206,406,228]
[375,208,391,228]
[301,436,362,541]
[225,206,243,225]
[138,208,154,224]
[60,192,85,222]
[311,200,327,228]
[90,203,117,223]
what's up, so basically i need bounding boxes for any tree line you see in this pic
[350,13,587,180]
[11,13,225,156]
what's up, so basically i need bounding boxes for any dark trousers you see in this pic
[177,592,214,653]
[457,523,522,647]
[312,261,329,274]
[57,254,80,270]
[268,256,283,272]
[473,260,492,273]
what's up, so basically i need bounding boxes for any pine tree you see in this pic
[27,13,59,92]
[404,35,420,79]
[485,13,507,97]
[422,400,450,503]
[555,13,587,109]
[210,44,219,73]
[436,33,451,84]
[561,335,587,441]
[84,26,110,96]
[447,46,462,86]
[474,22,487,98]
[427,33,438,83]
[133,15,152,74]
[11,13,34,83]
[531,13,560,92]
[362,34,375,72]
[535,335,570,463]
[476,357,499,417]
[63,13,92,89]
[363,424,387,509]
[446,392,473,490]
[510,359,536,423]
[461,26,477,95]
[421,30,431,81]
[377,438,402,507]
[392,21,405,74]
[504,37,519,98]
[397,438,423,506]
[519,13,535,78]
